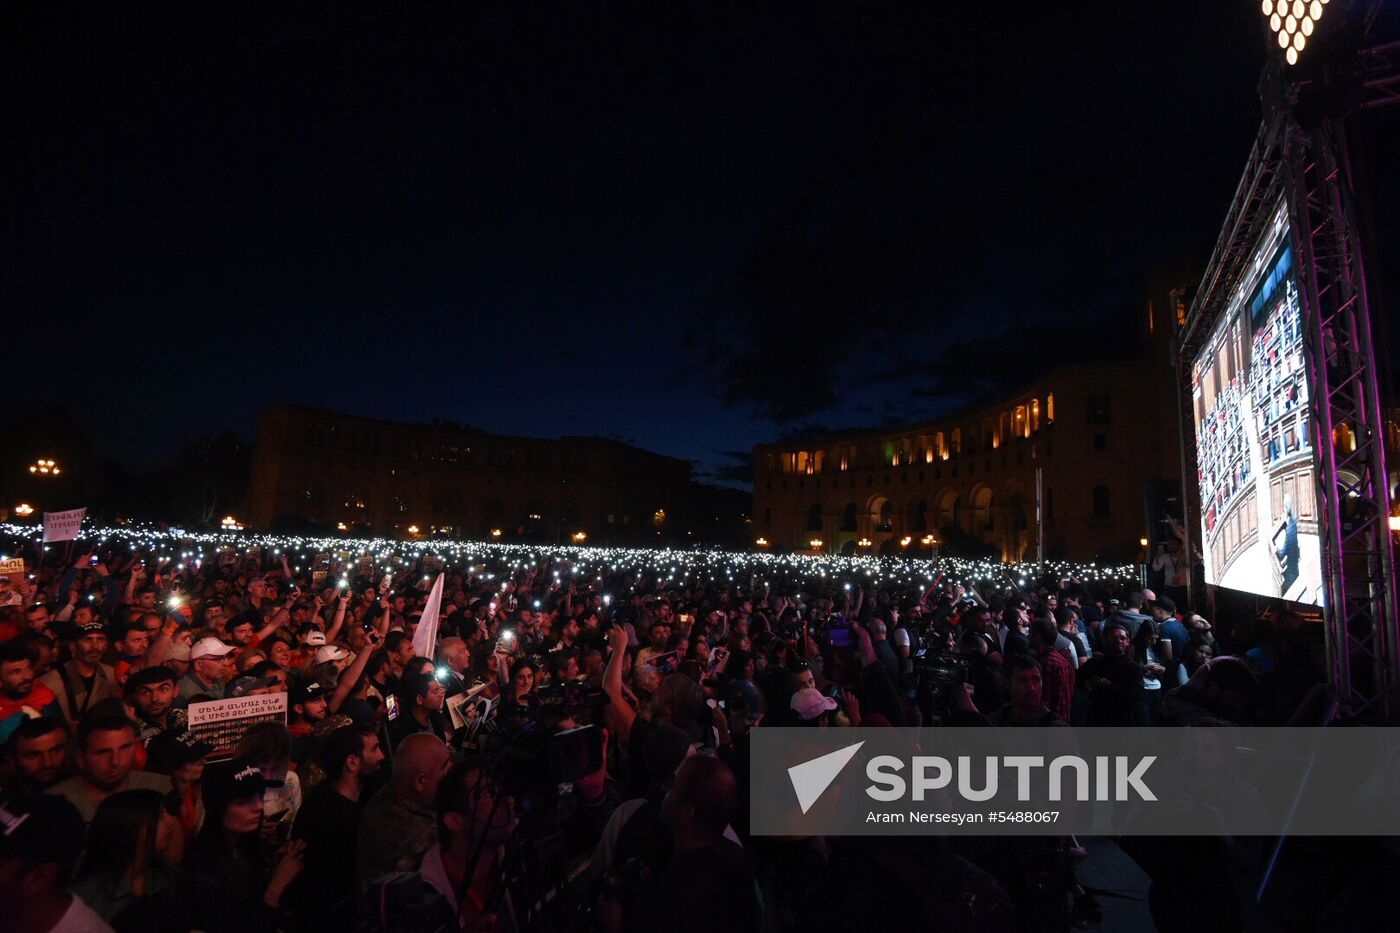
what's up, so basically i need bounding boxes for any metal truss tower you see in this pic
[1178,5,1399,720]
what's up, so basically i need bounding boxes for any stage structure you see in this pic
[1178,1,1399,719]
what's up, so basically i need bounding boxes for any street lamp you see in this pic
[490,528,503,538]
[755,537,769,547]
[809,538,824,550]
[15,503,35,517]
[221,516,243,530]
[899,535,913,548]
[857,537,872,548]
[28,459,60,476]
[407,525,421,536]
[572,531,588,543]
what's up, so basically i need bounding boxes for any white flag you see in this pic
[42,508,86,544]
[411,573,446,661]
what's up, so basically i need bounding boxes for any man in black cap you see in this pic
[0,794,111,933]
[37,620,118,726]
[144,728,212,776]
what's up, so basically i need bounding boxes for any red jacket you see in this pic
[0,679,61,721]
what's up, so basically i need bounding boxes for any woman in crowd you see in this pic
[178,758,306,932]
[232,721,303,834]
[70,788,183,929]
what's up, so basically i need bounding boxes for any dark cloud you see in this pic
[701,449,755,485]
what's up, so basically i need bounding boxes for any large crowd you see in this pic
[0,528,1344,932]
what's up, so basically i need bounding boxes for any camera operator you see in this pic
[418,758,519,932]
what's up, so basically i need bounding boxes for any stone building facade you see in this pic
[248,405,692,542]
[753,360,1178,563]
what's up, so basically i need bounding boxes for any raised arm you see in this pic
[602,623,636,747]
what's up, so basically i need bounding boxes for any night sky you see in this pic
[8,2,1272,487]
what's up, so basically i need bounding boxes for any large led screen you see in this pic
[1192,200,1322,605]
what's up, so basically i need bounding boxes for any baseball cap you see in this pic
[190,637,235,661]
[124,665,178,693]
[203,758,282,808]
[0,795,85,877]
[78,620,106,636]
[301,630,327,647]
[227,674,274,698]
[291,680,327,705]
[790,687,838,721]
[314,645,349,665]
[145,729,213,773]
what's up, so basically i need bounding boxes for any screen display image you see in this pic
[1192,199,1322,605]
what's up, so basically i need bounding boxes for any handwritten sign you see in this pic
[42,508,86,543]
[187,693,288,760]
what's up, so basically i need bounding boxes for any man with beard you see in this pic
[2,717,71,797]
[1077,622,1144,726]
[291,724,387,931]
[0,639,61,721]
[107,618,150,687]
[46,711,171,824]
[125,665,185,746]
[39,620,118,725]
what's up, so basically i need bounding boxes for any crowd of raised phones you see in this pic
[0,539,1337,932]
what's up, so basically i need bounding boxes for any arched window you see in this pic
[909,499,928,532]
[807,503,824,531]
[970,486,994,532]
[840,503,858,532]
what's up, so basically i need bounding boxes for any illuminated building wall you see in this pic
[753,361,1176,562]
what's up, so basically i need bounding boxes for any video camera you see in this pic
[911,648,972,726]
[912,649,970,685]
[534,678,610,714]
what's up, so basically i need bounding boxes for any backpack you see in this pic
[357,872,457,933]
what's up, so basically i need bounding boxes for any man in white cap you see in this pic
[179,636,236,701]
[789,686,838,726]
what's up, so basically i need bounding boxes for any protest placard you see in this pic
[42,508,86,543]
[186,693,288,760]
[0,557,25,589]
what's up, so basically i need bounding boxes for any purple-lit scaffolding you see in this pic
[1177,1,1399,719]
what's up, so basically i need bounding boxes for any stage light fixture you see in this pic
[1294,31,1306,51]
[1287,47,1298,64]
[1262,0,1273,16]
[1279,30,1290,48]
[1286,14,1296,33]
[1292,0,1304,16]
